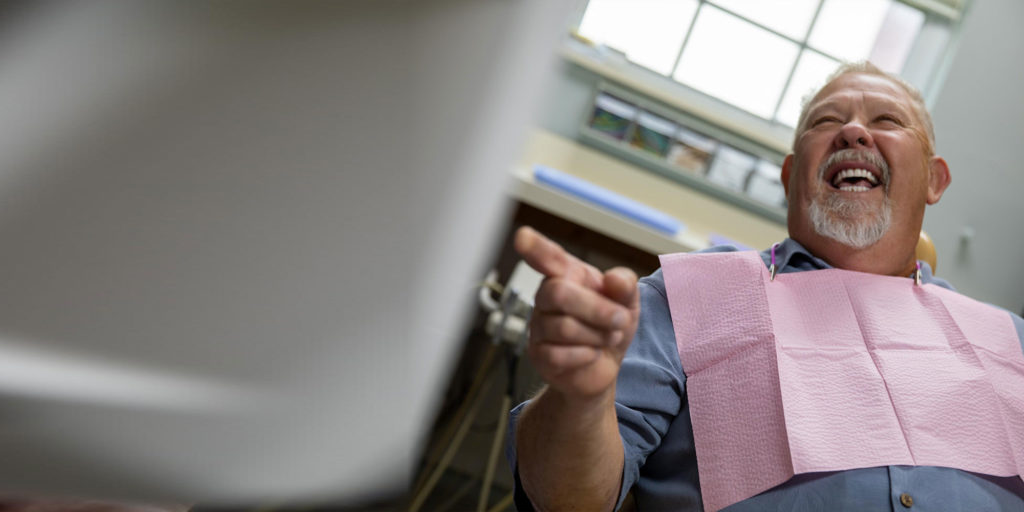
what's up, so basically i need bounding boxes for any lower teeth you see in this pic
[841,185,870,192]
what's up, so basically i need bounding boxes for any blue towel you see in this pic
[533,165,683,235]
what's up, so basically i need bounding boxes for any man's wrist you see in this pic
[535,384,617,426]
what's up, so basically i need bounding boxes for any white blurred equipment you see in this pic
[0,0,574,506]
[410,262,542,512]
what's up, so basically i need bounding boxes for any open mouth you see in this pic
[826,165,883,193]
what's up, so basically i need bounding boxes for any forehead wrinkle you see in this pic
[864,94,914,119]
[814,90,910,113]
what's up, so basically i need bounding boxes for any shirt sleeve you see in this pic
[505,276,687,511]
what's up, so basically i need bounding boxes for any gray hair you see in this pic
[793,61,935,155]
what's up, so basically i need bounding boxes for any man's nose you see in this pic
[834,122,873,150]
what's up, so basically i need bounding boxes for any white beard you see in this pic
[809,193,892,249]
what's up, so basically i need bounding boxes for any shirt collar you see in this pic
[760,238,953,290]
[759,238,827,273]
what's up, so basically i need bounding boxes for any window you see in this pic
[575,0,956,129]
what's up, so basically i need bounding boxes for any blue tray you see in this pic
[533,165,683,235]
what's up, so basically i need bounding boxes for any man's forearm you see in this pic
[516,386,624,512]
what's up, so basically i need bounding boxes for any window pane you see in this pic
[808,0,891,62]
[578,0,699,75]
[776,50,841,128]
[709,0,821,40]
[869,2,925,73]
[674,5,800,119]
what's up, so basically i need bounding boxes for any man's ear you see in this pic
[781,154,794,197]
[926,156,951,205]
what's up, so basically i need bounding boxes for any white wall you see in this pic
[925,0,1024,314]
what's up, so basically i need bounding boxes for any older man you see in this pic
[508,62,1024,511]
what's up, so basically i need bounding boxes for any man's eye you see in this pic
[811,116,839,126]
[875,114,904,126]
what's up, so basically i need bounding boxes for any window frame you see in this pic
[566,0,969,154]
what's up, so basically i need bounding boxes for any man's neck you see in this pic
[794,235,918,277]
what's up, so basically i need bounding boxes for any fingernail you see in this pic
[611,310,626,328]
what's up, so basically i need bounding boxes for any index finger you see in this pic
[514,226,602,288]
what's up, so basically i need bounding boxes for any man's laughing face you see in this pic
[782,72,947,260]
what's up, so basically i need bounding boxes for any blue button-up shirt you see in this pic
[508,238,1024,511]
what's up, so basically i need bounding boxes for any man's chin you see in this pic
[808,198,892,250]
[819,222,885,250]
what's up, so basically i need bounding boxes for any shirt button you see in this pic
[899,493,914,508]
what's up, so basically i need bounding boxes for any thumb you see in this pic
[602,267,639,311]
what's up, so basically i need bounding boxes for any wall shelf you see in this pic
[580,82,788,226]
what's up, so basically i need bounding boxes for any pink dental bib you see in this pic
[659,251,1024,512]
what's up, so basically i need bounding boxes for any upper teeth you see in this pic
[832,168,878,187]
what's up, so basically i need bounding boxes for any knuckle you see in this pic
[535,279,558,307]
[547,279,572,306]
[547,346,575,368]
[555,317,578,340]
[530,345,563,376]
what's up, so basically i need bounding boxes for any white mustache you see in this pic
[818,149,890,191]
